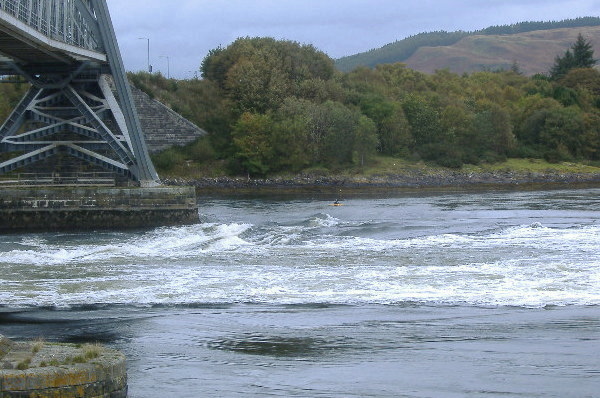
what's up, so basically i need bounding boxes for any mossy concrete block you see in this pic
[0,339,127,398]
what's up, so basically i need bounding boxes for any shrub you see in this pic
[151,149,186,171]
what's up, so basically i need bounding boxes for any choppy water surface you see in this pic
[1,188,599,397]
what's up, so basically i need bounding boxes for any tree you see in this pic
[271,115,312,172]
[378,109,413,156]
[581,111,600,159]
[353,116,378,167]
[550,34,597,79]
[231,113,274,176]
[200,37,335,113]
[357,94,413,155]
[572,33,597,68]
[402,95,443,148]
[274,98,363,167]
[319,101,361,165]
[540,106,585,161]
[560,68,600,98]
[0,80,28,123]
[471,105,515,159]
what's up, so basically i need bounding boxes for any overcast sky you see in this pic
[106,0,600,79]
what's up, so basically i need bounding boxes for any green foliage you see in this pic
[539,106,585,158]
[354,115,378,166]
[560,68,600,98]
[550,34,597,79]
[150,136,218,175]
[184,136,217,162]
[472,105,515,156]
[0,78,29,123]
[572,34,597,68]
[357,92,413,157]
[133,33,600,177]
[201,37,335,114]
[272,98,368,167]
[232,112,274,176]
[17,357,31,370]
[318,101,362,165]
[151,148,187,172]
[402,95,443,148]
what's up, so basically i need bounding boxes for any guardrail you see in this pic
[0,0,100,51]
[0,172,116,186]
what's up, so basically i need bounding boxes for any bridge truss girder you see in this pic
[0,0,159,186]
[0,70,138,180]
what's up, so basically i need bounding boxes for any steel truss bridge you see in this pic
[0,0,159,186]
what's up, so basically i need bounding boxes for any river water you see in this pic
[1,188,599,397]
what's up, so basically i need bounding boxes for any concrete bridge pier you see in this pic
[0,185,199,232]
[1,334,128,398]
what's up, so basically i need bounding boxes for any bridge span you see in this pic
[0,0,159,186]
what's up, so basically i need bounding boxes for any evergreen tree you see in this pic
[572,33,597,68]
[550,34,596,79]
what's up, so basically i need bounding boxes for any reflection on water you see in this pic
[1,304,599,398]
[207,334,352,357]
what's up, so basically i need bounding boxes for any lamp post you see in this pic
[138,37,151,72]
[159,55,170,79]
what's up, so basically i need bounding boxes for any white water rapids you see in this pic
[1,188,599,308]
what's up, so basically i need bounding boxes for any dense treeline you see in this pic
[131,36,600,177]
[336,17,600,72]
[2,36,599,178]
[478,17,600,36]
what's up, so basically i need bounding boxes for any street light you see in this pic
[159,55,170,79]
[138,37,151,72]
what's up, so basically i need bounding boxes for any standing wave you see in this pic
[0,223,598,308]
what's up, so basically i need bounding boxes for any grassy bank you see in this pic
[158,156,600,180]
[158,156,600,194]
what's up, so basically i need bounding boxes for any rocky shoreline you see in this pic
[162,170,600,193]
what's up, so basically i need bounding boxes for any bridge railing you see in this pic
[0,0,100,51]
[0,171,116,186]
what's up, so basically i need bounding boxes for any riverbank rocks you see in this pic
[0,335,127,398]
[162,170,600,193]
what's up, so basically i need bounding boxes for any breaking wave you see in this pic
[1,216,598,308]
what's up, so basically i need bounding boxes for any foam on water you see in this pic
[1,223,254,265]
[1,215,599,308]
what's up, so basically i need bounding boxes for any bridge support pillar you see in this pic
[0,186,198,232]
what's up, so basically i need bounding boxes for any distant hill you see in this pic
[335,17,600,75]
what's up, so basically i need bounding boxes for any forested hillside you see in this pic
[335,17,600,73]
[126,35,600,178]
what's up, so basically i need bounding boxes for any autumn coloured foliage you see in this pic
[4,34,599,177]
